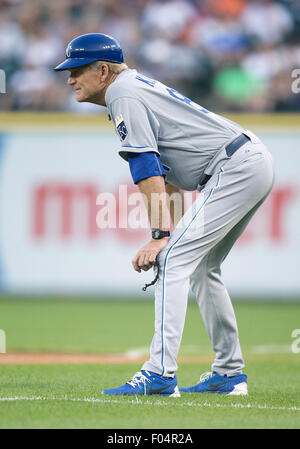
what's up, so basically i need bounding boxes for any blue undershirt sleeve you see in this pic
[127,152,166,184]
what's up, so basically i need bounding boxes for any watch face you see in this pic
[152,229,169,239]
[153,230,160,239]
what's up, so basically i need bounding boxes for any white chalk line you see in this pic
[0,396,299,413]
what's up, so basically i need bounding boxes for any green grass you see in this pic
[0,359,299,429]
[0,296,300,428]
[1,297,299,355]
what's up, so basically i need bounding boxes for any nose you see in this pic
[67,75,75,86]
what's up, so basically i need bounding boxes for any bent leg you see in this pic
[143,143,274,377]
[190,198,267,376]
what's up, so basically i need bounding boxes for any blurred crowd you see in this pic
[0,0,300,113]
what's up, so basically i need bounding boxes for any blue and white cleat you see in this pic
[102,370,180,397]
[180,371,248,395]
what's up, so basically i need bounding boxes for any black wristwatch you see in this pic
[152,229,170,240]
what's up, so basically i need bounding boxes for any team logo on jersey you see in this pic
[115,114,128,141]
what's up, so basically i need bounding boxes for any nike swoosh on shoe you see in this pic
[208,381,229,390]
[149,384,174,394]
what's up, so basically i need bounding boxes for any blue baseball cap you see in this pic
[54,33,124,71]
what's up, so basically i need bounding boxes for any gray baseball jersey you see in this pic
[105,68,243,191]
[105,68,274,383]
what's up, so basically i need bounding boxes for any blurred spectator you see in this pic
[141,0,196,39]
[241,41,300,82]
[207,0,246,18]
[182,6,250,64]
[0,0,299,113]
[23,26,63,69]
[240,0,294,45]
[212,64,271,112]
[0,8,26,80]
[9,64,58,110]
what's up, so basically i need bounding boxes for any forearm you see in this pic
[165,183,185,227]
[133,175,169,272]
[137,175,169,231]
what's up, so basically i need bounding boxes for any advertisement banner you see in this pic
[0,126,299,297]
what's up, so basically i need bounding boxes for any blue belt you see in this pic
[225,133,250,157]
[201,133,250,186]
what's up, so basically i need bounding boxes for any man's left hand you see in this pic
[132,237,169,272]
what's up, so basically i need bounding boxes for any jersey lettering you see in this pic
[191,102,209,114]
[166,88,192,104]
[135,74,209,114]
[136,74,209,114]
[136,74,156,88]
[166,88,209,113]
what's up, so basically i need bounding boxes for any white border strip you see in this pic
[0,396,299,412]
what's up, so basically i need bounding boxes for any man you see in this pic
[54,33,274,397]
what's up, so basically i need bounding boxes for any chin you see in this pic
[76,94,86,102]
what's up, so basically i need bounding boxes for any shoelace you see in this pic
[127,371,151,394]
[199,371,214,383]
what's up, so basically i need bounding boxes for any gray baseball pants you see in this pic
[142,131,274,377]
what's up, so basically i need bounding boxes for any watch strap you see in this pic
[152,229,170,240]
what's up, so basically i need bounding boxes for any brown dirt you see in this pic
[0,352,213,365]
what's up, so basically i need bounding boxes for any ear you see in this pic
[99,64,110,82]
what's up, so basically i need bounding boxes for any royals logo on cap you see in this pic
[115,114,128,141]
[66,44,72,58]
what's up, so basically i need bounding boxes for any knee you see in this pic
[190,260,221,293]
[190,262,206,294]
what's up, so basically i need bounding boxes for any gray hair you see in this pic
[90,60,128,74]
